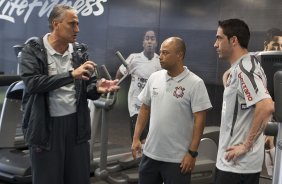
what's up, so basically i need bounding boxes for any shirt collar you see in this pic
[43,33,73,56]
[165,66,190,82]
[231,53,250,69]
[141,51,158,60]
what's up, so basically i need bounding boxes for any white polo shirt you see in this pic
[216,53,271,173]
[43,33,76,117]
[138,67,212,163]
[119,52,161,117]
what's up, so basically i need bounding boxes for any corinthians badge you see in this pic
[173,86,185,98]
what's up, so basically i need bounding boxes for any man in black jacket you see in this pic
[19,4,119,184]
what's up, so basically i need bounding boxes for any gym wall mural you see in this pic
[0,0,281,124]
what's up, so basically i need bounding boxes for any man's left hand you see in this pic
[225,144,248,162]
[96,78,120,93]
[180,153,196,174]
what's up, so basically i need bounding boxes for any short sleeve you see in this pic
[238,60,271,107]
[138,75,152,106]
[190,80,212,113]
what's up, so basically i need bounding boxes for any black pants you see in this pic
[30,113,90,184]
[130,114,149,141]
[139,155,191,184]
[215,167,260,184]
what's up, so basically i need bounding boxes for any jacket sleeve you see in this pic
[86,76,101,100]
[19,42,74,94]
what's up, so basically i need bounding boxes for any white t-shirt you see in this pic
[119,52,161,117]
[216,53,271,173]
[138,67,212,163]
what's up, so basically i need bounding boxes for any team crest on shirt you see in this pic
[173,86,185,98]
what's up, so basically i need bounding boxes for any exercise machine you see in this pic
[93,63,140,183]
[0,42,32,183]
[258,51,282,184]
[272,71,282,184]
[0,80,31,184]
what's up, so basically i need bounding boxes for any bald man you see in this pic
[131,37,212,184]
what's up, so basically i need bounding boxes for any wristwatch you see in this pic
[188,149,198,158]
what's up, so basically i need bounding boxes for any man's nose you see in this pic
[74,25,79,33]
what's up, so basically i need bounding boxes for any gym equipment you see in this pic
[93,92,141,183]
[272,71,282,184]
[0,80,31,184]
[0,76,21,87]
[0,81,25,148]
[0,42,33,184]
[115,51,130,86]
[258,51,282,184]
[191,126,219,184]
[93,64,140,183]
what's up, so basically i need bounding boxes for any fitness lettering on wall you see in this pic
[0,0,107,23]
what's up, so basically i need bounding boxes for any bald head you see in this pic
[162,37,186,60]
[159,37,186,76]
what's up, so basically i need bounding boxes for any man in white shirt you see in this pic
[214,18,274,184]
[116,30,161,143]
[131,37,212,184]
[222,27,282,177]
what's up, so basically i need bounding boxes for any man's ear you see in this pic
[230,36,238,46]
[177,51,184,60]
[52,20,60,31]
